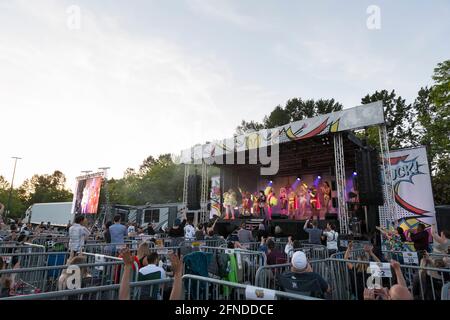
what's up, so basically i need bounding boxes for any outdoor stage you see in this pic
[181,101,396,237]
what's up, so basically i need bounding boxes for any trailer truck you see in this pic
[23,202,73,227]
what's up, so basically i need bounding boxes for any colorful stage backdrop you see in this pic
[389,146,436,232]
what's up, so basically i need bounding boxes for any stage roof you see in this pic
[181,101,384,164]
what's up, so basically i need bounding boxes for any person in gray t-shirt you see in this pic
[237,223,254,243]
[304,219,322,245]
[109,214,127,248]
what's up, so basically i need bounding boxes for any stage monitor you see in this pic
[72,174,103,214]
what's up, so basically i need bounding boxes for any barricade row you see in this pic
[0,275,318,300]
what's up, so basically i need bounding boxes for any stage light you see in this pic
[318,175,321,179]
[353,171,357,176]
[296,177,300,181]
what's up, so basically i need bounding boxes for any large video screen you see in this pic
[72,176,103,214]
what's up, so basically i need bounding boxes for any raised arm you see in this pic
[344,241,354,270]
[169,254,184,300]
[303,219,310,231]
[390,260,407,288]
[119,248,133,300]
[431,224,445,244]
[376,226,389,237]
[365,245,381,263]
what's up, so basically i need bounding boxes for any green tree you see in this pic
[285,98,343,121]
[360,90,414,149]
[0,176,27,220]
[19,171,73,207]
[263,105,291,128]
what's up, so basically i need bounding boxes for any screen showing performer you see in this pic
[73,176,103,214]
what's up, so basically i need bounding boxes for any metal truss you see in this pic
[333,133,350,234]
[378,124,397,226]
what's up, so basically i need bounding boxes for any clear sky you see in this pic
[0,0,449,189]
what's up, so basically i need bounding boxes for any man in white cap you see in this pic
[277,250,330,298]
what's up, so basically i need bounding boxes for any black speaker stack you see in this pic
[187,174,201,210]
[355,148,384,206]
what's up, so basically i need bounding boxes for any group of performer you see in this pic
[222,181,333,221]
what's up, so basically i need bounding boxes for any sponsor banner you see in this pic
[181,101,384,163]
[390,146,436,228]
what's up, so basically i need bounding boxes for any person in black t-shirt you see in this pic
[277,250,330,299]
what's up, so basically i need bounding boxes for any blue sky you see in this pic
[0,0,449,188]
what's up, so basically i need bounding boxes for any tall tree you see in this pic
[19,171,73,207]
[285,98,343,121]
[263,105,291,128]
[361,90,414,149]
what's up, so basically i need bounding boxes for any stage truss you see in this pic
[378,124,397,227]
[333,133,350,234]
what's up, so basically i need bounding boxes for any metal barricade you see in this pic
[0,264,152,300]
[196,246,266,285]
[327,257,450,300]
[182,274,321,300]
[0,259,134,295]
[255,259,330,292]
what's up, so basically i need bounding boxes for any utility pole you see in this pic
[6,156,22,221]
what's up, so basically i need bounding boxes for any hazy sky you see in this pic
[0,0,449,189]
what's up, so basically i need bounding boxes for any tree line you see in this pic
[1,60,448,219]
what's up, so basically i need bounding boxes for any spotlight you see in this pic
[269,180,273,184]
[318,176,321,179]
[296,177,300,181]
[353,172,358,176]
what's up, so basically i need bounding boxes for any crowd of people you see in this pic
[1,208,449,301]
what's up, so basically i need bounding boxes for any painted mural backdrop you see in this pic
[390,146,436,232]
[209,175,221,219]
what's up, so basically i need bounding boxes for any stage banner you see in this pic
[180,101,384,164]
[390,146,436,230]
[210,175,221,219]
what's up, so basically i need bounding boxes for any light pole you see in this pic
[6,156,22,221]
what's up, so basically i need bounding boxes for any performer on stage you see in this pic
[251,192,259,216]
[223,189,237,220]
[298,184,308,219]
[241,191,251,216]
[288,189,297,219]
[258,190,266,217]
[309,187,321,220]
[279,187,288,216]
[265,187,277,221]
[321,181,332,214]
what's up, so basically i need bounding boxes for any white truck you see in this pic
[23,202,73,227]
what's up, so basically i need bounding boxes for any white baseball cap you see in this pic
[291,251,308,270]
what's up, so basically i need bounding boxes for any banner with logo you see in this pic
[390,146,436,229]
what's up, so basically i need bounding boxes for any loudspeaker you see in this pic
[167,206,178,228]
[187,175,201,210]
[331,181,337,191]
[355,149,383,206]
[332,197,338,208]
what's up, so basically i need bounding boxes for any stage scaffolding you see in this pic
[333,133,350,234]
[378,124,397,227]
[180,101,397,234]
